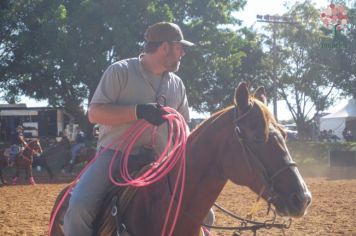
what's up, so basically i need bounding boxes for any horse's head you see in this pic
[27,139,43,156]
[221,82,311,218]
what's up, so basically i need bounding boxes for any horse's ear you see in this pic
[234,82,250,112]
[254,86,267,105]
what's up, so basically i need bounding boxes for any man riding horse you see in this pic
[9,125,27,166]
[61,21,212,236]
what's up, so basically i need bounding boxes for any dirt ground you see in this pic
[1,168,356,236]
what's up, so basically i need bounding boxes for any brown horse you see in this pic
[9,139,43,185]
[50,83,312,236]
[58,137,96,174]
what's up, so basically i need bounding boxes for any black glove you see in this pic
[136,103,168,126]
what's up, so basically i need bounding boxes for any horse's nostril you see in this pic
[290,192,312,210]
[305,192,312,207]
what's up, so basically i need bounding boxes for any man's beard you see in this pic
[168,60,180,72]
[164,50,180,72]
[165,57,180,72]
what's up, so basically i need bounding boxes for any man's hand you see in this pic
[136,103,168,126]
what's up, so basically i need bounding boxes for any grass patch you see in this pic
[288,141,356,164]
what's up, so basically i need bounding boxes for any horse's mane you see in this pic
[189,105,234,141]
[189,96,286,141]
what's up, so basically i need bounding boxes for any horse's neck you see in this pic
[125,110,235,236]
[175,110,233,233]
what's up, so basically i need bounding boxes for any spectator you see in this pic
[342,127,354,142]
[70,127,86,164]
[327,129,340,142]
[9,125,27,166]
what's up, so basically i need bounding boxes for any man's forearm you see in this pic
[88,103,137,125]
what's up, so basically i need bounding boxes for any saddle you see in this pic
[94,148,156,235]
[51,148,159,236]
[94,162,212,236]
[94,165,152,236]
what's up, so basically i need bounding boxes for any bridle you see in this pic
[199,102,297,236]
[232,102,297,205]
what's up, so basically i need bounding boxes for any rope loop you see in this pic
[48,106,188,236]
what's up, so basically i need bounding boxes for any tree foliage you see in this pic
[0,0,270,126]
[325,1,356,98]
[261,0,347,139]
[3,0,354,137]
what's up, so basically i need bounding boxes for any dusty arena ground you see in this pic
[1,168,356,236]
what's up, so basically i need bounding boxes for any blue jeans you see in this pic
[63,148,154,236]
[70,143,85,163]
[64,149,122,236]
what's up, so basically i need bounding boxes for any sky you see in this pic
[12,0,352,120]
[192,0,351,120]
[236,0,330,28]
[236,0,351,121]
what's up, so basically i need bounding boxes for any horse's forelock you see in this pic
[252,97,286,138]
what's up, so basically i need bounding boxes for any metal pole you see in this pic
[272,24,278,121]
[256,15,295,121]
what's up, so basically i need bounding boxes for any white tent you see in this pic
[320,99,356,139]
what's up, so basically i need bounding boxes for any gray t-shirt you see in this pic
[90,57,190,154]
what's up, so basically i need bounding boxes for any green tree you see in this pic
[263,1,340,139]
[1,0,269,128]
[325,1,356,98]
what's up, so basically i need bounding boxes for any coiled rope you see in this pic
[48,106,187,236]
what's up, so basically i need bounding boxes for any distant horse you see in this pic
[59,137,96,174]
[50,83,312,236]
[13,139,43,185]
[32,153,55,179]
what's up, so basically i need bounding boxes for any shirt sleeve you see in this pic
[90,63,127,104]
[177,84,190,123]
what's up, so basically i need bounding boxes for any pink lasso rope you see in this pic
[48,107,187,236]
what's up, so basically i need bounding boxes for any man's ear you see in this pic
[159,41,170,54]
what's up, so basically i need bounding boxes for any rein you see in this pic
[203,203,292,236]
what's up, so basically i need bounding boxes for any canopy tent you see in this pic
[320,99,356,139]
